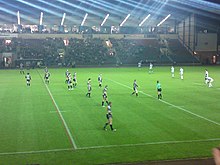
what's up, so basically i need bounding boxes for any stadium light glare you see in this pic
[17,11,20,25]
[61,13,66,26]
[157,14,171,27]
[138,14,151,27]
[101,14,109,26]
[39,12,43,25]
[120,14,131,27]
[81,13,88,26]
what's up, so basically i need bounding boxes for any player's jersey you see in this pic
[171,67,174,73]
[67,74,72,84]
[98,75,102,82]
[205,71,209,79]
[45,72,50,79]
[20,63,24,69]
[149,63,153,69]
[87,83,92,91]
[156,83,161,90]
[25,74,31,81]
[73,73,77,81]
[65,70,69,77]
[103,87,107,98]
[133,82,138,90]
[180,68,184,75]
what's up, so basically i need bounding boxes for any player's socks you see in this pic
[104,123,108,130]
[106,101,109,105]
[110,124,113,130]
[136,93,138,96]
[102,101,104,106]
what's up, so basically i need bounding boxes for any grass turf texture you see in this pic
[0,66,220,164]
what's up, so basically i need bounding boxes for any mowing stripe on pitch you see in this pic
[78,138,220,150]
[108,79,220,127]
[37,70,77,149]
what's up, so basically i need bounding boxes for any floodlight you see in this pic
[101,14,109,26]
[157,14,171,27]
[139,14,151,27]
[81,13,88,26]
[120,14,131,27]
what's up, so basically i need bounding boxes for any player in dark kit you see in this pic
[103,102,116,131]
[25,73,31,86]
[131,80,138,96]
[156,80,162,99]
[86,78,92,97]
[44,72,50,84]
[73,72,77,87]
[65,69,69,84]
[67,73,73,90]
[102,85,109,107]
[98,74,102,88]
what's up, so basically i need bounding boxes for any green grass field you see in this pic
[0,66,220,164]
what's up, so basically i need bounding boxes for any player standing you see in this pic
[44,72,50,84]
[131,80,138,96]
[156,80,162,99]
[103,102,116,131]
[180,67,184,80]
[25,73,31,86]
[171,66,175,78]
[20,63,25,74]
[205,69,209,84]
[149,63,153,74]
[102,85,109,107]
[98,74,102,88]
[138,61,142,69]
[73,72,77,87]
[65,69,69,84]
[86,78,92,97]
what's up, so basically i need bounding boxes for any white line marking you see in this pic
[44,82,77,149]
[78,138,220,150]
[50,111,68,113]
[37,70,77,149]
[0,148,72,156]
[109,79,220,127]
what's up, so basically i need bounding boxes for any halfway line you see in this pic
[108,79,220,127]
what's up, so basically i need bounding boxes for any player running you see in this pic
[44,72,50,84]
[25,73,31,86]
[171,66,175,78]
[73,72,77,87]
[102,85,109,107]
[86,78,92,97]
[180,67,184,80]
[156,80,162,99]
[98,74,102,88]
[103,102,116,131]
[131,80,138,96]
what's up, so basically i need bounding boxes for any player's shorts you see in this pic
[103,95,107,100]
[157,88,162,92]
[106,113,112,120]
